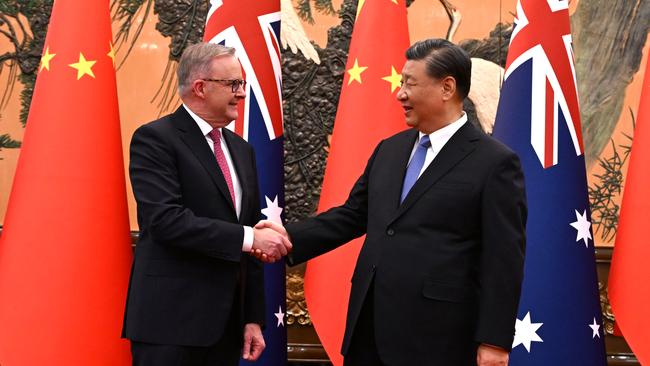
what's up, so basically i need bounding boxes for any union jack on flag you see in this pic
[493,0,606,364]
[503,0,583,169]
[204,1,287,365]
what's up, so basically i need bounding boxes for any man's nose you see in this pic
[235,85,246,98]
[396,86,407,100]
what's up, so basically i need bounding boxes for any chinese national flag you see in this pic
[0,1,132,365]
[302,1,410,364]
[609,57,650,365]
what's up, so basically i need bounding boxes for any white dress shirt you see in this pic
[407,112,468,179]
[183,104,254,252]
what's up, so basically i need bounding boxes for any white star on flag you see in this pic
[261,195,283,224]
[274,305,285,327]
[569,209,592,247]
[513,312,543,352]
[589,317,601,338]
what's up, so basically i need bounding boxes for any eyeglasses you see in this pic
[201,78,246,93]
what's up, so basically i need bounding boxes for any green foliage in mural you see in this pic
[296,0,336,24]
[0,0,53,149]
[588,108,635,242]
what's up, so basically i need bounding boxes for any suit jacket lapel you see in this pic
[173,107,237,214]
[390,122,480,224]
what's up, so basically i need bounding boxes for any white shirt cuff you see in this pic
[242,225,254,252]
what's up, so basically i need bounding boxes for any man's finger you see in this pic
[278,240,288,256]
[254,220,269,229]
[249,339,264,360]
[242,334,252,360]
[281,235,293,251]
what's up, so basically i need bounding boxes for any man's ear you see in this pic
[441,76,457,101]
[191,79,206,99]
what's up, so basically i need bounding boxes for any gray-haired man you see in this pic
[122,42,291,366]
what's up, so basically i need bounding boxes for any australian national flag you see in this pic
[204,1,287,365]
[492,0,606,364]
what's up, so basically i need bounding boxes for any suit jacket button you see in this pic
[386,228,395,236]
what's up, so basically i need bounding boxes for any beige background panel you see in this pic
[0,1,647,243]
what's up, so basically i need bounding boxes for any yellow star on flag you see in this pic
[107,42,116,67]
[347,58,368,85]
[381,66,402,93]
[40,46,56,72]
[69,53,96,80]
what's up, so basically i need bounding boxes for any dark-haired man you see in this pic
[259,38,527,365]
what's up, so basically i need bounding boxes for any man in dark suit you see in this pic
[122,42,291,366]
[258,39,527,366]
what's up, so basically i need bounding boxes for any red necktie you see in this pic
[208,129,236,210]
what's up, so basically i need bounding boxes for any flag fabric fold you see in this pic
[492,0,606,364]
[302,2,410,365]
[0,1,133,365]
[203,1,287,365]
[609,56,650,365]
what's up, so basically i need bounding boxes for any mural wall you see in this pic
[0,0,648,252]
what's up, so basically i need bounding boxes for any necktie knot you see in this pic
[208,129,222,145]
[419,135,431,148]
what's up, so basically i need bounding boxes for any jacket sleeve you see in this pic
[129,124,244,262]
[286,141,383,265]
[474,151,527,350]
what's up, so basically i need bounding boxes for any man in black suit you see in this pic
[123,42,291,366]
[258,39,527,366]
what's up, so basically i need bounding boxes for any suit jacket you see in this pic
[122,106,265,347]
[287,122,527,365]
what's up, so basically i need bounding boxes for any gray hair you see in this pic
[177,42,236,95]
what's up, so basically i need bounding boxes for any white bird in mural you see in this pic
[280,0,321,64]
[469,58,504,134]
[440,0,502,133]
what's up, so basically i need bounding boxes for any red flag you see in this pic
[609,57,650,364]
[302,1,410,364]
[0,1,132,365]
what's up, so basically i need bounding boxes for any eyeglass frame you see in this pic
[201,78,247,93]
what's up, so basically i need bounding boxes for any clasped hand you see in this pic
[251,220,291,263]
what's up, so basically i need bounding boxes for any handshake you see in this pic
[251,220,292,263]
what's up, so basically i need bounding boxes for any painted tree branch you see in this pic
[572,0,649,166]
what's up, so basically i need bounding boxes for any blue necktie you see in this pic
[401,135,431,203]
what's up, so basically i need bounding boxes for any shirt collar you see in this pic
[183,104,218,137]
[419,112,467,152]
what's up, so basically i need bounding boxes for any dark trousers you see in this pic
[131,304,241,366]
[344,283,385,366]
[131,339,239,366]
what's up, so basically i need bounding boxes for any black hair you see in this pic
[405,38,471,99]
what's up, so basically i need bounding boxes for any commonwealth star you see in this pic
[512,312,543,352]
